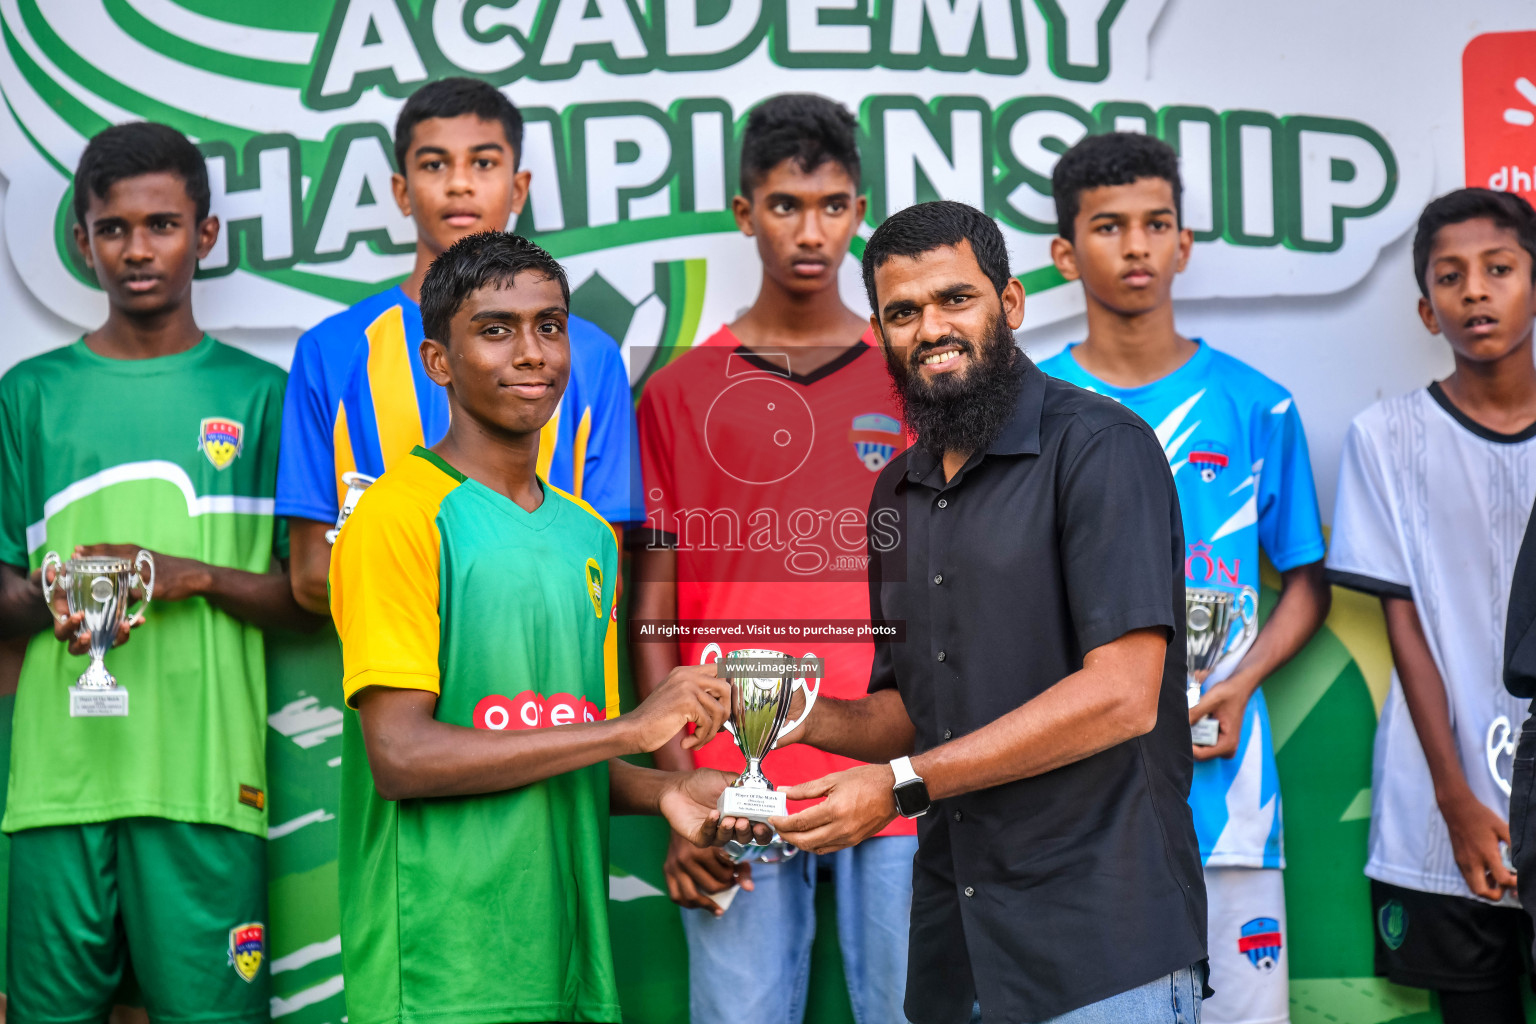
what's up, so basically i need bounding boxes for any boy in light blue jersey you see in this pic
[278,78,639,615]
[1040,133,1330,1024]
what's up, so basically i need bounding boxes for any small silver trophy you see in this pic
[40,551,155,717]
[701,644,820,822]
[1186,585,1257,746]
[326,471,376,544]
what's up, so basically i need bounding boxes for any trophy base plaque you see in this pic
[705,885,741,912]
[70,687,128,717]
[1191,716,1219,746]
[718,786,787,823]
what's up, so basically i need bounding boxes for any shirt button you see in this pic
[937,651,946,662]
[933,573,943,585]
[937,498,948,508]
[943,728,952,740]
[964,886,975,898]
[953,810,963,822]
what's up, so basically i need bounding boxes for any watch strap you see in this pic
[891,755,921,786]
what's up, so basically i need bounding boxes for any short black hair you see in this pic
[862,201,1011,311]
[740,93,861,196]
[420,231,569,343]
[73,121,210,226]
[1412,188,1536,298]
[394,77,524,173]
[1050,132,1182,242]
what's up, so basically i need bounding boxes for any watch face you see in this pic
[895,779,930,818]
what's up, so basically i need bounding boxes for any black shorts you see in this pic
[1371,879,1532,991]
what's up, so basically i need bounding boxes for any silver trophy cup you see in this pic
[41,551,154,717]
[1186,585,1258,746]
[700,644,820,823]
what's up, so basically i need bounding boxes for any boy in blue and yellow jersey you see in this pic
[279,78,639,614]
[330,231,758,1024]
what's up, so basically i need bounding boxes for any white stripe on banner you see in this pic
[608,873,665,901]
[122,0,318,63]
[269,697,345,748]
[267,808,336,840]
[26,460,275,553]
[271,975,344,1018]
[271,935,342,975]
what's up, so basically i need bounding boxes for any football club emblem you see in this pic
[228,922,264,982]
[585,558,603,618]
[1238,917,1283,973]
[848,413,902,471]
[1377,899,1408,951]
[198,418,245,470]
[1188,441,1229,483]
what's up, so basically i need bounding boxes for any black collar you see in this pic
[1428,380,1536,444]
[905,356,1046,487]
[730,341,869,387]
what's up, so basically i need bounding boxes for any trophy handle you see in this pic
[39,551,68,624]
[774,652,821,748]
[327,472,376,544]
[125,550,155,624]
[1232,585,1259,653]
[699,643,734,739]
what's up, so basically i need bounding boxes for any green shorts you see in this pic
[7,818,267,1024]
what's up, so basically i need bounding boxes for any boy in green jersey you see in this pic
[0,122,318,1023]
[330,231,759,1024]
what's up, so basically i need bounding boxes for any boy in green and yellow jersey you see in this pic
[0,123,318,1022]
[329,231,761,1024]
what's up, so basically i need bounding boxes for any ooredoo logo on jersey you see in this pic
[474,691,604,731]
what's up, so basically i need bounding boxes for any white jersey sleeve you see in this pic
[1327,417,1412,599]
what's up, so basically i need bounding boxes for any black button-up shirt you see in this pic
[867,360,1206,1023]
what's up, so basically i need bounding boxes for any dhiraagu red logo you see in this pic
[1464,31,1536,203]
[474,692,603,730]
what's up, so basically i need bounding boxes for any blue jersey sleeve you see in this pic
[275,328,343,524]
[1255,395,1325,572]
[572,322,643,525]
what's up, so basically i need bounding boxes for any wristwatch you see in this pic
[890,756,931,819]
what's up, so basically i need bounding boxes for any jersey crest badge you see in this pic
[198,418,245,470]
[228,922,264,982]
[1377,899,1407,951]
[1237,917,1282,973]
[585,558,603,618]
[848,413,902,471]
[1188,441,1229,483]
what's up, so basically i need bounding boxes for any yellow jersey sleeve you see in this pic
[330,461,457,708]
[603,595,619,720]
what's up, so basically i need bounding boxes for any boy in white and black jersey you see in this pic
[1329,188,1536,1024]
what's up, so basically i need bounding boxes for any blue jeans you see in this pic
[682,834,917,1024]
[970,965,1203,1023]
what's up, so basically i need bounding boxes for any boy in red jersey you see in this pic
[631,93,915,1023]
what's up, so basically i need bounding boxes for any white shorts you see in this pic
[1202,866,1290,1024]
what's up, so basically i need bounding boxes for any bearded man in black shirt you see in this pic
[768,201,1208,1024]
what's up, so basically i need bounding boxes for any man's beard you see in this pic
[887,312,1028,458]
